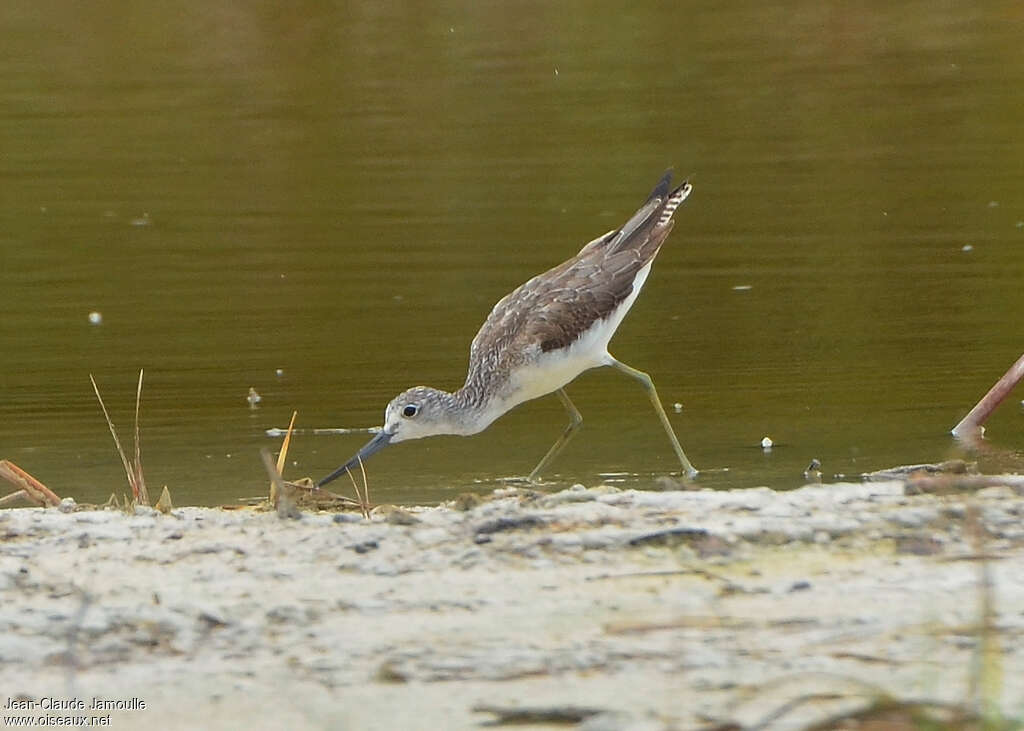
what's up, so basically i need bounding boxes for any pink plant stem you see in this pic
[952,352,1024,438]
[0,460,61,507]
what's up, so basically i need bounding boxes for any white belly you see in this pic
[502,260,653,411]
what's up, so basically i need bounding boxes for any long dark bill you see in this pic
[317,430,392,487]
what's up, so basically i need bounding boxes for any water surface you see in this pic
[2,1,1023,505]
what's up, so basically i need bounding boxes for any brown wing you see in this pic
[465,172,690,388]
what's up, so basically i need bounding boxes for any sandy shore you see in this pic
[2,477,1023,730]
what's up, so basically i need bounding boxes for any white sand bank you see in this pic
[1,479,1022,730]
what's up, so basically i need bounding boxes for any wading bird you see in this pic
[319,171,698,486]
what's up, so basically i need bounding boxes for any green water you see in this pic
[2,1,1023,506]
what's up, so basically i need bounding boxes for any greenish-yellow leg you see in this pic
[528,388,583,483]
[608,357,698,478]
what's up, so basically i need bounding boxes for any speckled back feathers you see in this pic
[462,172,692,400]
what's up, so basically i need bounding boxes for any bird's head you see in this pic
[317,386,459,487]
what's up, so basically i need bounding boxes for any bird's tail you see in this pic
[655,178,691,227]
[609,170,692,254]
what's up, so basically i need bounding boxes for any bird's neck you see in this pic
[447,382,500,435]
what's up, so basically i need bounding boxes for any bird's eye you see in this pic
[402,404,419,418]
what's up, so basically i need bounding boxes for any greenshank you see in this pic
[319,171,697,486]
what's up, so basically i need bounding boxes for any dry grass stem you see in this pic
[276,411,297,475]
[132,369,148,505]
[90,371,149,505]
[358,456,371,514]
[344,456,371,518]
[269,411,297,507]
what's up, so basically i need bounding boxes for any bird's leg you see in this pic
[608,357,698,478]
[527,388,583,483]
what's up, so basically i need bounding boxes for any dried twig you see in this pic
[0,460,61,507]
[0,492,26,507]
[952,352,1024,439]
